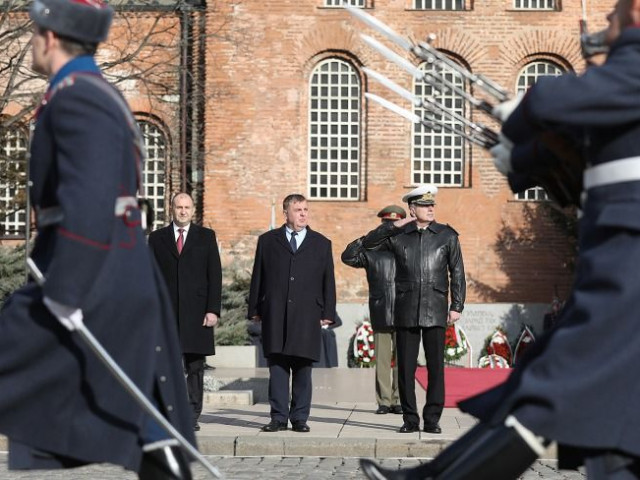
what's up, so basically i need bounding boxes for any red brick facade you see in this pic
[2,1,612,306]
[202,1,610,304]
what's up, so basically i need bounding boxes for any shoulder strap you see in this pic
[73,73,146,194]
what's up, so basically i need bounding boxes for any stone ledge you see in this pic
[0,434,558,460]
[204,390,254,406]
[284,437,375,457]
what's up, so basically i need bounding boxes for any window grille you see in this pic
[514,61,563,201]
[414,0,465,10]
[513,0,556,10]
[325,0,365,7]
[308,58,361,200]
[0,128,27,237]
[138,120,168,229]
[412,62,465,187]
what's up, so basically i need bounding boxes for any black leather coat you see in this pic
[362,221,466,328]
[341,237,396,332]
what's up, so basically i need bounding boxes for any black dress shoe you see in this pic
[398,422,420,433]
[423,422,442,434]
[376,405,390,414]
[261,420,287,432]
[390,405,403,414]
[193,423,200,432]
[138,445,192,480]
[291,421,310,433]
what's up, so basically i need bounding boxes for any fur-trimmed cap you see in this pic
[30,0,113,44]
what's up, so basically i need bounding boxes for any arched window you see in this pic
[514,60,564,201]
[138,120,168,230]
[0,126,28,238]
[308,58,361,200]
[412,61,466,187]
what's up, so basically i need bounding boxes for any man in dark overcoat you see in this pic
[361,1,640,479]
[341,205,406,415]
[248,193,336,433]
[0,1,195,479]
[148,192,222,431]
[362,186,466,436]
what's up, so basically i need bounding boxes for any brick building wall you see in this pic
[202,0,610,305]
[1,1,611,310]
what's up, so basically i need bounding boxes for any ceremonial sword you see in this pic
[343,2,587,207]
[26,257,224,479]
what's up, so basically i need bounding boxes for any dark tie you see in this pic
[290,231,298,253]
[177,228,184,254]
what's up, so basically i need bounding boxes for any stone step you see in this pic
[204,371,268,405]
[204,390,253,406]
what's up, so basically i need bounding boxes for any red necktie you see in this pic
[177,228,184,254]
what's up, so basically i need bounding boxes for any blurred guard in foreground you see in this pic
[0,0,195,478]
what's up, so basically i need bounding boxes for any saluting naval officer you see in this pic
[362,186,466,436]
[361,1,640,479]
[0,1,194,479]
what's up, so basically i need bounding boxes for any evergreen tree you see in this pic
[216,259,252,346]
[0,244,25,308]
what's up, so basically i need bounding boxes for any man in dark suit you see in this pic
[149,192,222,432]
[248,193,336,433]
[0,1,195,478]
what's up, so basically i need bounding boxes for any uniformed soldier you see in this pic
[342,205,407,416]
[361,1,640,479]
[0,0,195,478]
[361,185,466,437]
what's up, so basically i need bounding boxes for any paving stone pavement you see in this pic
[0,453,587,479]
[0,369,589,478]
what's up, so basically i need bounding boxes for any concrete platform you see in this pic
[196,367,558,459]
[0,367,558,459]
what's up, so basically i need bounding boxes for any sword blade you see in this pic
[360,34,423,79]
[363,67,417,105]
[365,92,421,123]
[342,2,413,52]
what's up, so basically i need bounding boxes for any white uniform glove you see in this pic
[43,296,84,331]
[492,92,525,123]
[489,134,514,176]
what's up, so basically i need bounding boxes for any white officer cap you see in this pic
[402,184,438,206]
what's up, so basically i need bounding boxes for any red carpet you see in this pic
[415,367,512,407]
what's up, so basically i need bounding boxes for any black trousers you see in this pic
[396,326,445,426]
[184,353,205,425]
[267,353,313,424]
